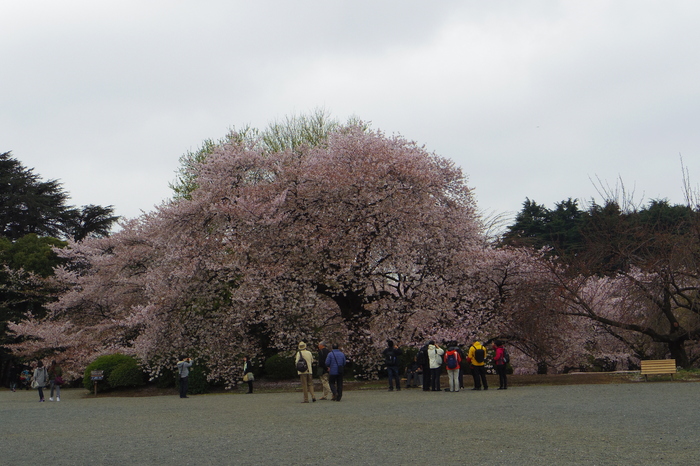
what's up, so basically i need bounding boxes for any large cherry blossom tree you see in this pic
[8,125,495,383]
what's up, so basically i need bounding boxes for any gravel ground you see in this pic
[1,382,698,465]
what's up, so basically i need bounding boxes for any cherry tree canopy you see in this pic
[9,126,495,383]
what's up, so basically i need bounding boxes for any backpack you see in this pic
[385,349,397,366]
[296,352,308,372]
[502,348,510,364]
[433,348,442,367]
[446,352,458,369]
[473,346,485,364]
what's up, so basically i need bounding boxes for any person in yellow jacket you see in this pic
[295,342,316,403]
[467,340,488,390]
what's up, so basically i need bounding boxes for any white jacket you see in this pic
[428,345,445,369]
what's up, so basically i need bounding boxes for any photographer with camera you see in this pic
[177,356,193,398]
[427,341,444,391]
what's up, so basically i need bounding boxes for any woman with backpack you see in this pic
[493,340,508,390]
[443,344,462,392]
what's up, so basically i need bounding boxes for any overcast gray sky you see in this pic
[2,1,698,224]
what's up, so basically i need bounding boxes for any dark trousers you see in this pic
[430,368,441,391]
[422,366,432,391]
[179,376,189,398]
[246,380,253,393]
[471,365,488,389]
[387,366,400,390]
[496,364,507,388]
[329,373,343,401]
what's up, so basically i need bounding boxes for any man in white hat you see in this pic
[295,342,316,403]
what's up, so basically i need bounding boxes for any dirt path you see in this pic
[2,381,698,465]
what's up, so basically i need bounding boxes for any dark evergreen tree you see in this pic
[502,198,585,258]
[63,205,120,241]
[0,152,69,240]
[0,151,120,379]
[0,151,119,241]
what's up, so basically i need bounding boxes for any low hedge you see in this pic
[185,364,210,395]
[264,354,298,380]
[83,354,145,392]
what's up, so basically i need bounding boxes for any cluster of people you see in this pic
[176,342,349,402]
[296,341,346,402]
[11,339,507,402]
[392,339,508,392]
[291,338,507,403]
[10,360,65,402]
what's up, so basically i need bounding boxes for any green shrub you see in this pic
[82,354,146,392]
[154,367,176,388]
[185,364,210,395]
[153,363,210,394]
[399,346,418,375]
[109,362,145,388]
[264,354,298,380]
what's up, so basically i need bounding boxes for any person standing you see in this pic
[457,344,467,390]
[382,340,402,391]
[427,341,444,391]
[8,362,18,392]
[295,342,316,403]
[444,344,462,392]
[317,341,332,400]
[242,356,254,394]
[468,340,488,390]
[32,361,48,402]
[417,342,431,391]
[493,340,508,390]
[177,356,193,398]
[48,360,63,401]
[325,343,346,401]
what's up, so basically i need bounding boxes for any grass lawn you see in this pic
[3,371,697,465]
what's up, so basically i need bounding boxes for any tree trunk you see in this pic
[668,339,689,369]
[316,286,377,378]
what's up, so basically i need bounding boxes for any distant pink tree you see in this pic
[455,247,635,374]
[550,265,700,369]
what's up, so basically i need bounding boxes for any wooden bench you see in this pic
[640,359,677,381]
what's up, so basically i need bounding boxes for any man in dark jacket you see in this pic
[417,342,431,391]
[456,342,467,390]
[382,340,402,391]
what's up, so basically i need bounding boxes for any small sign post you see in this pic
[90,370,104,396]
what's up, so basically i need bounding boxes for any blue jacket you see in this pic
[325,349,346,375]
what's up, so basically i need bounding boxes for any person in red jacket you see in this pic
[493,340,508,390]
[444,343,462,392]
